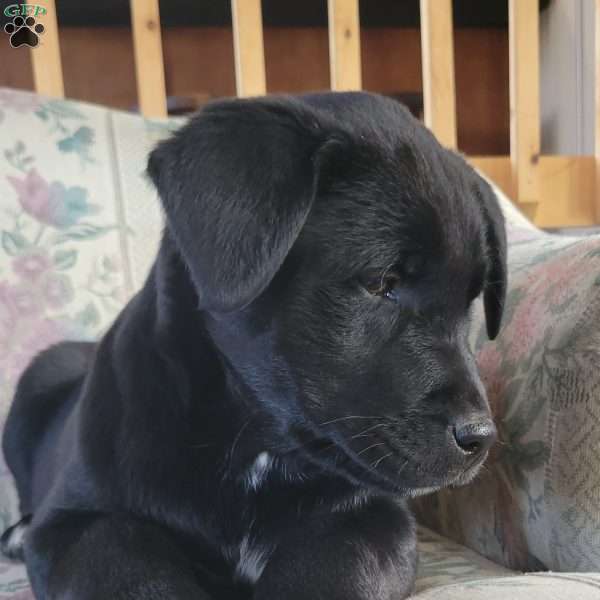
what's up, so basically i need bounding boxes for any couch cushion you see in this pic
[0,557,31,599]
[0,88,177,528]
[414,192,600,572]
[414,526,600,598]
[416,525,512,591]
[413,573,600,599]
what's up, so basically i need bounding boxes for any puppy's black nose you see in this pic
[453,421,497,455]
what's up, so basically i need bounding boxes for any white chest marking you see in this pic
[235,534,272,584]
[2,520,28,557]
[246,451,273,491]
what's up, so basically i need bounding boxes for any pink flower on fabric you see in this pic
[505,286,544,363]
[6,170,98,229]
[503,243,595,363]
[12,249,52,280]
[42,273,74,308]
[0,281,18,319]
[477,343,503,378]
[7,283,43,318]
[477,343,507,416]
[537,247,590,307]
[6,169,55,225]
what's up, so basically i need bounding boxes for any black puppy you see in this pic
[1,92,506,600]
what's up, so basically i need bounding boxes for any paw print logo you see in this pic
[4,16,45,48]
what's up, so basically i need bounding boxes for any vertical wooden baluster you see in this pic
[231,0,266,97]
[509,0,540,204]
[130,0,167,117]
[30,0,64,97]
[327,0,362,91]
[420,0,457,149]
[595,0,600,222]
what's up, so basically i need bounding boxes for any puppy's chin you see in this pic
[449,453,489,488]
[401,458,488,498]
[360,449,490,498]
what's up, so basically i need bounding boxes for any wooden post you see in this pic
[30,0,64,98]
[231,0,267,97]
[595,0,600,221]
[130,0,167,118]
[509,0,540,205]
[327,0,362,91]
[419,0,457,149]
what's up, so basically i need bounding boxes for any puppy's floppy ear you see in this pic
[147,97,330,313]
[476,178,507,340]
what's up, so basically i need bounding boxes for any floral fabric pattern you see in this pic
[0,559,31,599]
[412,573,600,600]
[413,526,600,598]
[0,89,175,538]
[414,192,600,574]
[415,525,511,592]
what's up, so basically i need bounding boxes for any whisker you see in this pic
[277,418,390,461]
[319,415,382,427]
[228,417,254,465]
[350,423,388,440]
[370,452,394,471]
[355,442,386,457]
[397,457,409,474]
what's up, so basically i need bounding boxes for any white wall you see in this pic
[540,0,594,155]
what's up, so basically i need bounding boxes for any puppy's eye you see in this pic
[364,273,402,300]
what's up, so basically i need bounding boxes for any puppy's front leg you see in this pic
[255,497,417,600]
[24,511,219,600]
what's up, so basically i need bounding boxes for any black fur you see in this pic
[2,92,506,599]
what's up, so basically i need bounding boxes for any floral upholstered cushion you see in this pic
[414,190,600,574]
[0,88,175,528]
[412,526,600,599]
[415,525,511,591]
[413,573,600,599]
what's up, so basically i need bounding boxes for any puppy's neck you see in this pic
[148,234,280,464]
[146,234,341,495]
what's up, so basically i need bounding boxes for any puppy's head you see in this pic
[148,92,506,496]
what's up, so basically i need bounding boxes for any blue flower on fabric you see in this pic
[48,182,99,228]
[57,126,95,162]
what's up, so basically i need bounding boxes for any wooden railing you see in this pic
[28,0,600,228]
